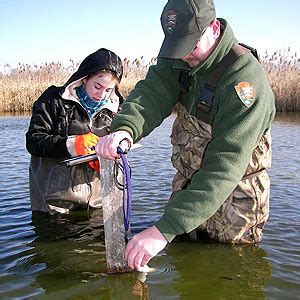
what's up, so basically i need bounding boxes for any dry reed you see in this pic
[260,47,299,112]
[0,49,299,112]
[0,60,78,112]
[119,56,156,98]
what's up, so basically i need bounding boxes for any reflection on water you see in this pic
[163,242,272,299]
[262,112,300,300]
[32,210,104,242]
[0,113,299,299]
[274,111,300,124]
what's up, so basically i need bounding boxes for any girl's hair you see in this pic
[87,69,120,86]
[86,69,124,105]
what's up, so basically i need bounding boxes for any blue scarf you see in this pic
[76,85,108,118]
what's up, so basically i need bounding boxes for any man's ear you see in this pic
[211,19,221,39]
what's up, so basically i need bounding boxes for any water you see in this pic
[0,113,299,299]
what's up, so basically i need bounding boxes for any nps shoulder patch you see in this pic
[234,82,256,108]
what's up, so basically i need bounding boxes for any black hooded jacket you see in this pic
[26,48,123,158]
[25,48,123,213]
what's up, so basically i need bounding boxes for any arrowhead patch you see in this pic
[164,10,177,34]
[234,82,256,108]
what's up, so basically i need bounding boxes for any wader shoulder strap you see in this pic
[177,43,257,123]
[197,44,251,123]
[177,69,191,108]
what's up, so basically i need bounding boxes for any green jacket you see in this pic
[111,19,276,242]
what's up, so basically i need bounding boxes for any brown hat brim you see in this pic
[158,31,202,59]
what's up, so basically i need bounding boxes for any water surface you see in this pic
[0,113,299,299]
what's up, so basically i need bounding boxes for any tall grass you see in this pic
[260,47,299,112]
[0,61,78,112]
[119,56,157,99]
[0,49,299,112]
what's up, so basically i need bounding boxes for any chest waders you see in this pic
[30,104,104,214]
[171,44,271,244]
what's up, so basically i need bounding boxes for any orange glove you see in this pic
[74,132,100,171]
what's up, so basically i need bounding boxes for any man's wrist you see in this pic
[154,220,176,243]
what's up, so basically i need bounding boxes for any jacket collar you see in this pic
[61,77,86,102]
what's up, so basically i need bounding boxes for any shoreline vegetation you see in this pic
[0,48,299,112]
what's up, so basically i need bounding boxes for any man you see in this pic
[95,0,275,271]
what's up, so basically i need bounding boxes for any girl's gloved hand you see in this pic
[67,132,100,171]
[74,132,99,156]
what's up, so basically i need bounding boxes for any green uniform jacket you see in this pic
[111,19,276,242]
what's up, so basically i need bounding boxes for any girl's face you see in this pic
[83,73,117,101]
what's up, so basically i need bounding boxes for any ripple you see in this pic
[0,115,300,299]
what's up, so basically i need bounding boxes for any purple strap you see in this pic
[117,146,132,242]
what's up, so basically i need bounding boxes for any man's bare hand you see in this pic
[95,130,133,160]
[125,226,168,271]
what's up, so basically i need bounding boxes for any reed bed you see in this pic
[0,49,299,112]
[0,60,78,112]
[260,47,299,112]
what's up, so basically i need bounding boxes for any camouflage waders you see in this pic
[170,103,271,244]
